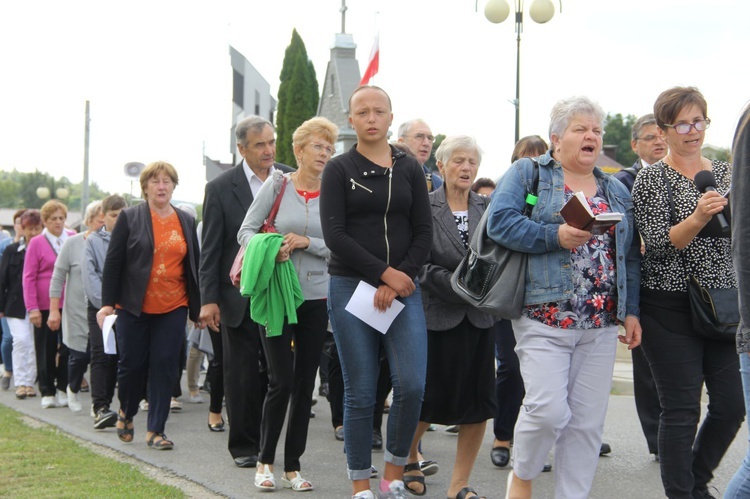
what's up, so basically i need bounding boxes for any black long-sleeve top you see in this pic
[320,144,433,287]
[0,242,27,319]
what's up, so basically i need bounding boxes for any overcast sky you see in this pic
[1,0,748,204]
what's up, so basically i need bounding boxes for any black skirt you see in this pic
[419,316,497,425]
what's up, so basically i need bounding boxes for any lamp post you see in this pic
[484,0,560,143]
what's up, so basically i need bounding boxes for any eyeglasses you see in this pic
[309,143,334,156]
[664,118,711,135]
[408,133,435,143]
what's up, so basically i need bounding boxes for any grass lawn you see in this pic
[0,404,184,498]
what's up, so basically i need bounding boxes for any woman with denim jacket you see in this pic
[487,96,642,499]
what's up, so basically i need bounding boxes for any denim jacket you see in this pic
[486,151,641,322]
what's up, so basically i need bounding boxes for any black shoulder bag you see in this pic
[450,159,540,319]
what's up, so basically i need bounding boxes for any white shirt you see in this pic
[242,160,277,198]
[42,227,69,255]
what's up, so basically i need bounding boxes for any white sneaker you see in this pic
[55,389,68,408]
[41,396,57,409]
[353,491,375,499]
[67,387,82,413]
[139,399,149,411]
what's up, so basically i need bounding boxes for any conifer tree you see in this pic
[276,29,319,166]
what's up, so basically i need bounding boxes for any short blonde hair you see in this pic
[40,200,68,222]
[292,117,339,150]
[140,161,179,199]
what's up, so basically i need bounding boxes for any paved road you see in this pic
[0,374,747,498]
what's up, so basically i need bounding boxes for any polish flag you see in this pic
[359,34,379,86]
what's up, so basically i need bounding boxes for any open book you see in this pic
[560,191,623,236]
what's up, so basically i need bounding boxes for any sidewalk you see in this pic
[0,354,742,498]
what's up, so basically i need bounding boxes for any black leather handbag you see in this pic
[451,159,539,319]
[686,276,739,342]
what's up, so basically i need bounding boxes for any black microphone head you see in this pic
[694,170,717,193]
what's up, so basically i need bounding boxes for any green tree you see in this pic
[0,169,112,210]
[275,29,320,167]
[604,113,638,167]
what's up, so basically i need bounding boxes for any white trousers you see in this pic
[511,316,618,499]
[7,316,37,387]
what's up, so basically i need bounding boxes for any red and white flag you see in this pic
[359,33,379,86]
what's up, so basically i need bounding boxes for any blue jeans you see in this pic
[726,352,750,498]
[1,317,12,372]
[328,276,427,481]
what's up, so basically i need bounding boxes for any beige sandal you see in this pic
[282,471,313,491]
[255,463,275,490]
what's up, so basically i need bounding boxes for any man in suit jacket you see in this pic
[198,116,293,468]
[613,113,666,461]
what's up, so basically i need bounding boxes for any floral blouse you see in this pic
[524,185,618,329]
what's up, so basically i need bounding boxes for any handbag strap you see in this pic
[522,158,540,217]
[265,177,288,226]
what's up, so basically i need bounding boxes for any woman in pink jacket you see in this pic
[23,200,75,409]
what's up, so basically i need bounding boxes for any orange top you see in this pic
[141,210,188,314]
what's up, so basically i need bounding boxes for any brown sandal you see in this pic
[15,387,27,399]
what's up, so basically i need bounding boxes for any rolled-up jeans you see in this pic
[328,276,427,481]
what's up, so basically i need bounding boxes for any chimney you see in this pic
[603,145,618,160]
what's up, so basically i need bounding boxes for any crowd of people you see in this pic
[0,84,749,499]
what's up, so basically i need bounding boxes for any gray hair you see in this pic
[397,119,428,139]
[235,116,274,147]
[434,135,483,165]
[84,200,103,226]
[631,113,657,141]
[548,96,606,140]
[176,203,198,220]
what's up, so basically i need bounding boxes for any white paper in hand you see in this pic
[102,314,117,354]
[344,281,405,334]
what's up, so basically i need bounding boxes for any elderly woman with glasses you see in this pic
[632,86,744,499]
[238,116,339,492]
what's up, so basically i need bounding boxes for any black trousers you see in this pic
[116,307,186,434]
[222,311,268,459]
[258,299,328,471]
[88,304,118,412]
[34,309,69,397]
[68,344,90,393]
[493,319,524,442]
[207,328,225,415]
[632,344,660,455]
[641,289,744,499]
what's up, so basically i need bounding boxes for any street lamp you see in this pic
[484,0,560,143]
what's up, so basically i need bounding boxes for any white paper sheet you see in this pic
[344,281,405,335]
[102,314,117,354]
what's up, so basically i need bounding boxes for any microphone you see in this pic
[694,170,730,234]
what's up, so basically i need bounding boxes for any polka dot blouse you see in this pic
[632,159,736,292]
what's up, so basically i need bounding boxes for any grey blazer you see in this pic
[418,187,497,331]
